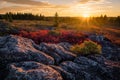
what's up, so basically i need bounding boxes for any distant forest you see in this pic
[0,12,45,21]
[0,12,120,27]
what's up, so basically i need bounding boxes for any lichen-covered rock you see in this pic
[5,61,63,80]
[101,40,120,61]
[50,65,75,80]
[59,61,101,80]
[56,56,119,80]
[0,35,119,80]
[87,55,106,64]
[89,34,120,61]
[74,56,113,80]
[74,56,98,66]
[89,34,105,43]
[54,47,119,80]
[0,35,54,66]
[58,42,72,51]
[38,42,76,64]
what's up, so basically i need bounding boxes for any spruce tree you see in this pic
[54,12,59,27]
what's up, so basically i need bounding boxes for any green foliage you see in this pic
[70,40,102,55]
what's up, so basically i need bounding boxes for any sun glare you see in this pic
[83,14,90,18]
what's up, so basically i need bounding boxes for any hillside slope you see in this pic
[0,35,119,80]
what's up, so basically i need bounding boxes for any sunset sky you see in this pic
[0,0,120,17]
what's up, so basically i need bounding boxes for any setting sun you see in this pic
[83,13,90,18]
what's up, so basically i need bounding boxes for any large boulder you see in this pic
[0,35,54,66]
[87,55,106,64]
[5,61,63,80]
[58,42,72,51]
[38,42,76,64]
[51,65,75,80]
[102,46,120,61]
[0,35,119,80]
[89,34,105,43]
[89,34,120,61]
[55,56,119,80]
[74,56,114,80]
[59,61,101,80]
[89,34,110,43]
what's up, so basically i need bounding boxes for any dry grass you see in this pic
[66,22,120,45]
[11,20,54,31]
[2,20,120,45]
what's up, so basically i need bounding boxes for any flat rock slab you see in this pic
[5,61,63,80]
[0,35,54,66]
[0,35,119,80]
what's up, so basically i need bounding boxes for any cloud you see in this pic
[0,0,70,9]
[0,6,31,14]
[2,0,51,6]
[79,0,103,4]
[0,0,70,14]
[51,5,70,8]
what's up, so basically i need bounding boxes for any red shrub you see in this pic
[18,30,88,44]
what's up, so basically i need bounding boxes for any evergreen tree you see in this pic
[116,16,120,26]
[8,12,13,22]
[103,14,107,20]
[4,12,13,22]
[54,12,59,27]
[100,14,103,19]
[5,13,9,21]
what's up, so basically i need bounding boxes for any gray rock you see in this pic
[50,65,75,80]
[102,42,120,61]
[38,43,76,64]
[0,35,54,65]
[59,61,101,80]
[0,35,119,80]
[58,42,72,51]
[74,56,114,80]
[5,61,63,80]
[87,55,106,64]
[89,34,104,42]
[60,61,89,73]
[89,34,120,61]
[74,56,98,66]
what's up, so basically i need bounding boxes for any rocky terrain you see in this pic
[0,35,120,80]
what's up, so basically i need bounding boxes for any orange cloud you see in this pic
[0,6,32,14]
[2,0,50,6]
[79,0,103,4]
